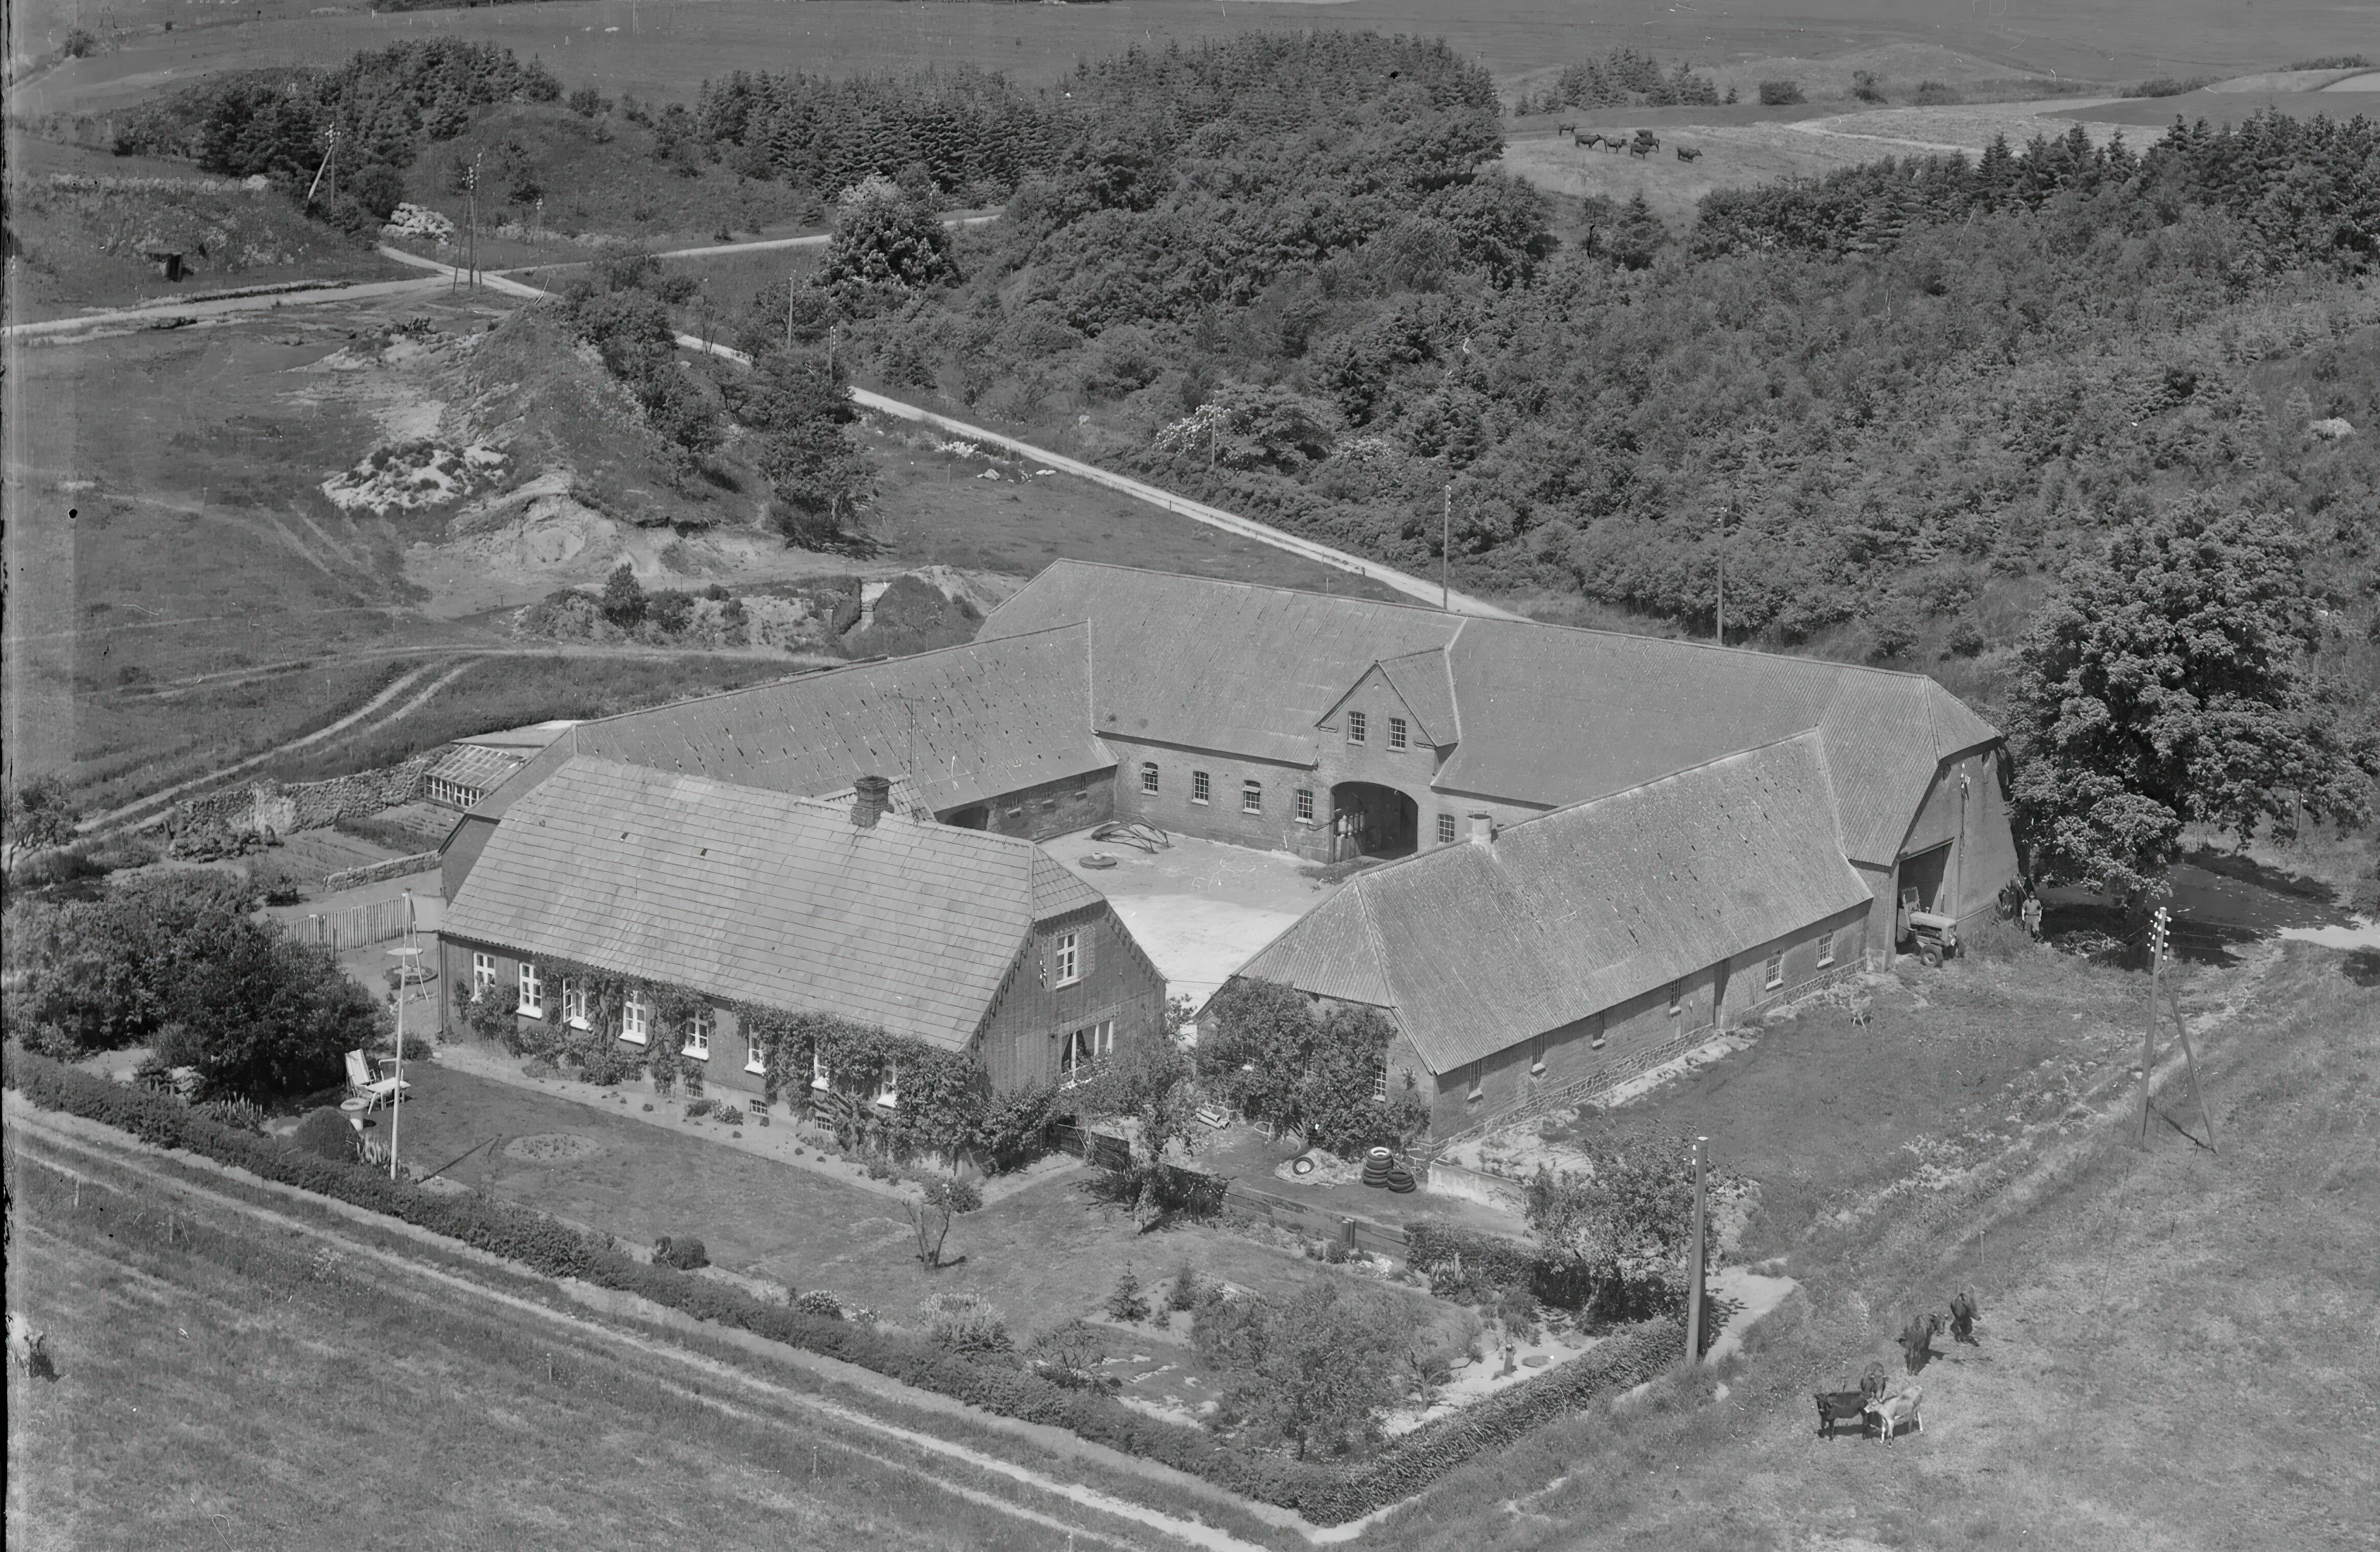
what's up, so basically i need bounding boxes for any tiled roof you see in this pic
[424,743,529,799]
[1237,734,1876,1073]
[475,624,1112,824]
[443,758,1101,1050]
[983,562,2000,863]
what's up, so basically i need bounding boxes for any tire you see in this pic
[1921,942,1943,968]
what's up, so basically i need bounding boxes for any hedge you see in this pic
[5,1045,1671,1524]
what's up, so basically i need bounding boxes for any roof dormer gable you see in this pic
[1317,651,1458,748]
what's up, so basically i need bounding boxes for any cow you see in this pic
[1861,1360,1891,1400]
[1948,1291,1980,1345]
[1814,1388,1876,1438]
[1629,139,1653,158]
[1898,1312,1942,1374]
[1676,145,1703,161]
[1866,1383,1923,1443]
[8,1312,53,1380]
[1576,131,1605,149]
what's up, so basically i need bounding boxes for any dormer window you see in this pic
[1388,716,1408,751]
[1052,929,1081,987]
[1347,710,1367,744]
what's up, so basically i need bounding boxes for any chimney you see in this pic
[1468,813,1494,846]
[852,775,892,830]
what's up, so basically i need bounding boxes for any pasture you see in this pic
[13,0,2369,126]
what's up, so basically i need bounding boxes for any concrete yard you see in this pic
[1043,827,1345,1008]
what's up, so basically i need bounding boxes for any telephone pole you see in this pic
[1713,504,1727,646]
[2135,908,2167,1146]
[1684,1135,1709,1365]
[1441,485,1451,611]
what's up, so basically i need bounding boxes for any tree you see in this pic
[818,174,958,303]
[2006,502,2378,896]
[599,562,648,629]
[6,873,257,1055]
[1196,1281,1418,1459]
[1523,1135,1706,1321]
[1197,979,1426,1156]
[737,351,876,548]
[159,917,388,1101]
[3,775,80,875]
[1076,1042,1203,1230]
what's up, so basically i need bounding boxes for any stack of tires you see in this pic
[1362,1147,1419,1193]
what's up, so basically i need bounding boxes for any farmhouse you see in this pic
[437,758,1168,1101]
[437,562,2016,1131]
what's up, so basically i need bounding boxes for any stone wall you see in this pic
[168,753,442,837]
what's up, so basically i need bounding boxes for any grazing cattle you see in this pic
[1866,1384,1923,1443]
[1628,140,1653,157]
[1861,1360,1891,1400]
[1676,145,1703,161]
[1576,131,1605,149]
[1899,1312,1942,1374]
[1814,1389,1875,1438]
[8,1313,52,1379]
[1949,1291,1980,1345]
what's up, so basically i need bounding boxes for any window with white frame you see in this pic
[1817,932,1836,968]
[517,962,544,1018]
[683,1009,712,1059]
[561,979,589,1030]
[1060,1021,1115,1086]
[745,1029,766,1075]
[811,1048,830,1090]
[1436,813,1457,845]
[1466,1064,1484,1102]
[621,988,649,1045]
[1529,1035,1546,1076]
[1295,787,1316,823]
[1764,949,1785,990]
[471,951,497,1002]
[1667,983,1684,1017]
[1140,762,1160,795]
[1373,1055,1389,1103]
[1347,710,1367,744]
[874,1064,899,1109]
[1241,780,1262,814]
[1190,770,1211,804]
[1388,716,1408,750]
[1052,929,1081,987]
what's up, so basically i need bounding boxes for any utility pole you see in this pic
[1684,1135,1709,1365]
[304,125,338,207]
[465,153,481,292]
[2135,907,2167,1147]
[1713,505,1727,646]
[786,276,795,353]
[1441,485,1451,612]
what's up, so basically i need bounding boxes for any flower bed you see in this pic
[5,1043,1675,1525]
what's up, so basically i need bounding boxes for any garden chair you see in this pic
[344,1049,409,1113]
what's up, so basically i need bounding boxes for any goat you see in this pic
[1866,1383,1923,1443]
[1948,1291,1980,1345]
[1813,1388,1875,1439]
[1675,145,1703,161]
[1898,1312,1942,1374]
[8,1312,54,1380]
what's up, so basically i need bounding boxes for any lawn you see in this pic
[1,1126,1162,1552]
[386,1050,1426,1347]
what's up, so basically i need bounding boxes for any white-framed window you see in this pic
[562,979,589,1030]
[1373,1056,1389,1103]
[1530,1036,1547,1077]
[1241,780,1262,814]
[1060,1021,1115,1087]
[1388,716,1408,751]
[1295,787,1316,823]
[1818,933,1836,968]
[1190,770,1211,804]
[873,1064,899,1109]
[517,961,544,1018]
[1466,1064,1484,1102]
[1436,813,1457,845]
[745,1029,766,1076]
[1052,929,1081,987]
[1765,950,1785,990]
[1140,761,1160,795]
[682,1009,712,1060]
[621,988,648,1045]
[471,951,497,1002]
[1347,710,1367,744]
[1667,983,1684,1018]
[811,1048,830,1090]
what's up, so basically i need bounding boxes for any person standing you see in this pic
[2021,892,2044,942]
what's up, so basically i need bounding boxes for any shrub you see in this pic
[1911,80,1961,105]
[926,1176,982,1214]
[1167,1262,1201,1312]
[61,26,99,57]
[713,1104,745,1126]
[1106,1267,1152,1322]
[1757,80,1804,105]
[194,1096,268,1133]
[686,1097,715,1119]
[653,1235,710,1271]
[288,1106,362,1163]
[794,1290,845,1319]
[922,1291,1014,1355]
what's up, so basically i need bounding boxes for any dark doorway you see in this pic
[944,805,989,830]
[1329,782,1418,861]
[1897,843,1952,940]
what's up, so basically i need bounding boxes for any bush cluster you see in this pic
[8,1044,1677,1523]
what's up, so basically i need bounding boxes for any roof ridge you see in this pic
[561,619,1094,732]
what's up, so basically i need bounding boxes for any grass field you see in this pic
[14,0,2367,127]
[1,1123,1195,1552]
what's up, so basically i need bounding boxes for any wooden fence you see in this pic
[1221,1181,1411,1264]
[1050,1123,1132,1171]
[301,899,418,953]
